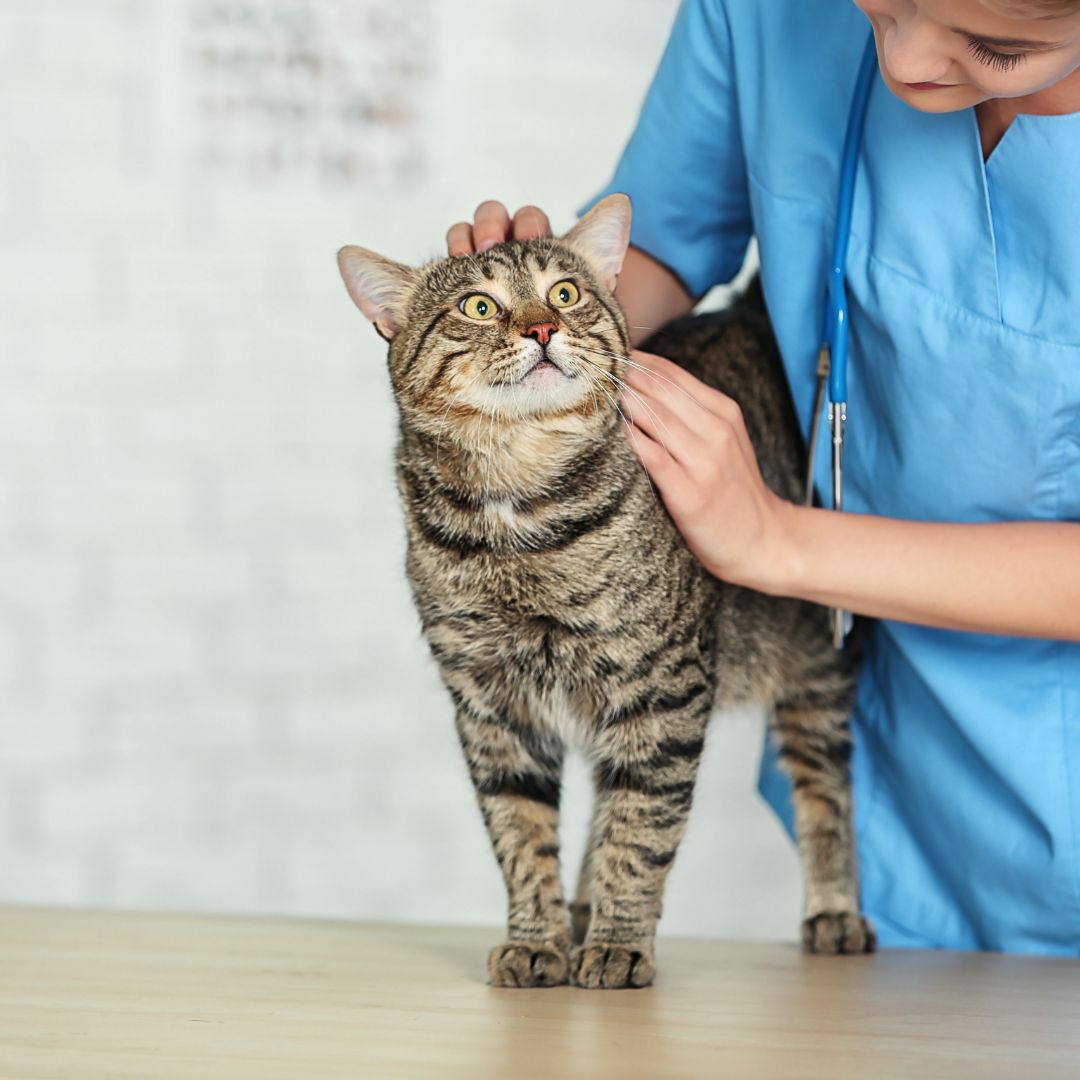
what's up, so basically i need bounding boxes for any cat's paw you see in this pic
[487,942,569,988]
[801,911,877,955]
[570,943,656,989]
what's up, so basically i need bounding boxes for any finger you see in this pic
[446,221,474,257]
[624,360,757,490]
[622,360,715,443]
[626,348,754,457]
[625,420,682,485]
[620,380,704,466]
[511,205,552,243]
[473,200,512,252]
[627,349,736,416]
[623,350,713,422]
[626,348,708,399]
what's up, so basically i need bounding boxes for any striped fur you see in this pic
[339,204,873,988]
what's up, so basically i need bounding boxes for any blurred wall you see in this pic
[0,0,800,939]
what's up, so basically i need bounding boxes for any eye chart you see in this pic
[151,0,431,185]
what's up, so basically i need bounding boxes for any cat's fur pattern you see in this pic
[338,195,874,989]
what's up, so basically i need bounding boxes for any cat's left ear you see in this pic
[337,245,418,341]
[559,193,632,291]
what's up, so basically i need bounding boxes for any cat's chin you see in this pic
[471,374,604,422]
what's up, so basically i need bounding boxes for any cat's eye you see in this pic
[548,280,580,308]
[459,293,500,321]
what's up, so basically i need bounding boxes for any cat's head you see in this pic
[337,194,632,441]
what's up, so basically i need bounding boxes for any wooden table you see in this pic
[1,905,1078,1079]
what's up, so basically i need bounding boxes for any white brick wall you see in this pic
[0,0,801,940]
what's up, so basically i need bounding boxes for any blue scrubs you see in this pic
[579,0,1080,952]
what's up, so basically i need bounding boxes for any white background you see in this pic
[0,0,800,940]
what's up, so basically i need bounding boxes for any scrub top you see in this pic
[578,0,1080,953]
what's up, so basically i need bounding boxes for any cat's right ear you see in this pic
[337,246,417,342]
[560,193,632,292]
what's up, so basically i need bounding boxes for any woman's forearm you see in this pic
[614,244,696,347]
[756,504,1080,641]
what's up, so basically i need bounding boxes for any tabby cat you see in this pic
[337,193,874,989]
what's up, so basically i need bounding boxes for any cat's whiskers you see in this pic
[432,396,459,470]
[585,382,599,422]
[572,349,657,414]
[584,316,703,389]
[573,366,666,502]
[487,393,504,478]
[425,343,668,498]
[589,315,680,344]
[572,353,676,458]
[574,339,708,413]
[572,349,679,451]
[481,400,497,473]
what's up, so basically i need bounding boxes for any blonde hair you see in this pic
[982,0,1080,15]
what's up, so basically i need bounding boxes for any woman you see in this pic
[445,0,1080,953]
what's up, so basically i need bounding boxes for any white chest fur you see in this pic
[527,683,585,748]
[484,498,519,530]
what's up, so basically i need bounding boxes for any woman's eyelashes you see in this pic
[965,38,1027,73]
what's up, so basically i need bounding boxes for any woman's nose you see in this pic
[524,322,558,346]
[882,17,952,84]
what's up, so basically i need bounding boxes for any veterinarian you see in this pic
[446,0,1080,954]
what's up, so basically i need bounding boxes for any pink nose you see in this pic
[524,322,557,346]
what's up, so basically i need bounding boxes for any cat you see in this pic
[337,193,874,989]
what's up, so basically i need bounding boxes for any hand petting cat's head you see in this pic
[337,194,632,438]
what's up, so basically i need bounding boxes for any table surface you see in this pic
[1,905,1078,1080]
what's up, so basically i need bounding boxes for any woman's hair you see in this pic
[983,0,1079,15]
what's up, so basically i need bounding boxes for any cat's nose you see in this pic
[524,322,558,346]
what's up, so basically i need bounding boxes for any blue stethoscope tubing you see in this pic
[806,30,879,648]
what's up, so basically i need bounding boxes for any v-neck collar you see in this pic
[967,106,1003,321]
[858,80,1003,323]
[977,108,1080,343]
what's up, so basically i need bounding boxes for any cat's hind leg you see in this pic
[454,704,571,987]
[772,652,876,955]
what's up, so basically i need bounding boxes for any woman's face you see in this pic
[853,0,1080,111]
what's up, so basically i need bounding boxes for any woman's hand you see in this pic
[620,348,796,590]
[618,351,1080,640]
[446,200,552,255]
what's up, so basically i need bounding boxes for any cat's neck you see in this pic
[403,409,625,501]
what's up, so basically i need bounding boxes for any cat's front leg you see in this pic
[454,704,570,987]
[572,698,711,989]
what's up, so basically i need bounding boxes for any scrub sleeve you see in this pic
[581,0,753,298]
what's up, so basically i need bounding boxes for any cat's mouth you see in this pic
[479,347,591,413]
[488,353,572,389]
[523,355,568,380]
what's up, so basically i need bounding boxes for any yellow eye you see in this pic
[460,293,499,320]
[548,280,580,308]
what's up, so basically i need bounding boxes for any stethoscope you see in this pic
[805,31,880,649]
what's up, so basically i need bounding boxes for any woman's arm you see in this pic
[621,349,1080,643]
[614,244,695,348]
[765,504,1080,641]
